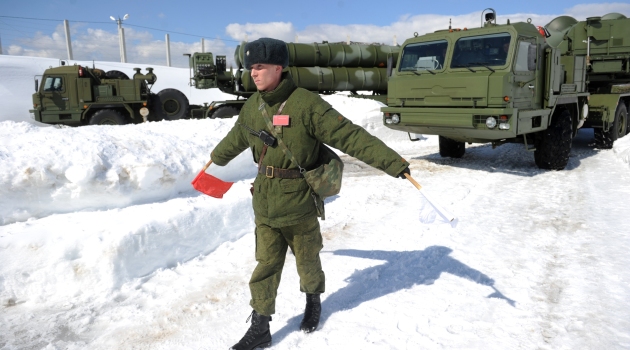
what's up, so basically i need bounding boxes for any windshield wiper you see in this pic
[470,62,495,72]
[411,69,436,75]
[453,64,476,72]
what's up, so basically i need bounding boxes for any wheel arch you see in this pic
[82,104,134,124]
[549,100,578,137]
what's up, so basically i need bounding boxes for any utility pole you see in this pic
[0,34,3,55]
[201,38,205,53]
[64,20,73,60]
[110,14,129,63]
[165,34,171,67]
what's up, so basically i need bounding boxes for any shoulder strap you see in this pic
[259,101,306,174]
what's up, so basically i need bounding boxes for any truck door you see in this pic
[512,37,537,110]
[41,75,68,112]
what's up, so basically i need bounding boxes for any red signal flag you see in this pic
[191,160,234,198]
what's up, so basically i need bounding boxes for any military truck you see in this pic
[381,9,630,170]
[185,41,400,119]
[30,42,398,126]
[30,62,189,126]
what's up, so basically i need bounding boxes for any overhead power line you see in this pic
[0,15,240,43]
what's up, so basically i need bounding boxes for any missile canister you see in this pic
[239,67,389,93]
[237,41,400,68]
[287,42,399,67]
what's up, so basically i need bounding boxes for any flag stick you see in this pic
[404,173,455,222]
[202,159,212,171]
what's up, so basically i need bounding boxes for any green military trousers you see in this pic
[249,216,325,316]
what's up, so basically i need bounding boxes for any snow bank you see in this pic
[0,118,256,225]
[614,133,630,167]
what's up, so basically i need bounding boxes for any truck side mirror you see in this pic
[527,44,537,71]
[387,55,393,78]
[35,79,39,92]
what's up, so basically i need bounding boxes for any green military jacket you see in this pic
[212,73,409,227]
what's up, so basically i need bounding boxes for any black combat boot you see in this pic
[299,293,321,333]
[230,310,272,350]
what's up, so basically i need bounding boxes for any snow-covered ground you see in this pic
[1,55,630,350]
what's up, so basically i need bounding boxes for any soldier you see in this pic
[211,37,410,350]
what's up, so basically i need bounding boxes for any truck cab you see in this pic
[30,63,163,126]
[381,9,630,170]
[383,15,549,144]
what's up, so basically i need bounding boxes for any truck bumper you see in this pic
[381,106,548,143]
[29,109,42,122]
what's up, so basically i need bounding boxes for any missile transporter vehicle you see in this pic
[382,9,630,170]
[186,41,400,119]
[30,63,189,126]
[30,42,398,126]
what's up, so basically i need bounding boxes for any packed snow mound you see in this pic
[0,118,257,225]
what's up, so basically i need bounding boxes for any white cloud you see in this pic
[225,22,296,42]
[224,3,630,45]
[5,23,238,68]
[4,3,629,67]
[566,2,630,19]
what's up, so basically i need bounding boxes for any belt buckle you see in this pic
[265,166,274,178]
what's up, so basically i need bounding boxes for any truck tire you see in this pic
[152,89,190,121]
[210,106,240,119]
[89,109,128,125]
[439,136,465,158]
[595,103,627,149]
[534,109,572,170]
[105,70,130,79]
[616,104,628,137]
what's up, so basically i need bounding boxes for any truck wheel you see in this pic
[438,136,465,158]
[152,89,190,121]
[89,109,128,125]
[105,70,130,79]
[595,103,627,149]
[616,104,628,137]
[210,106,240,119]
[534,109,572,170]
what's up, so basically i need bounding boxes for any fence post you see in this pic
[166,34,171,67]
[64,20,73,60]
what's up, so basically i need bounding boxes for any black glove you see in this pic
[397,167,410,179]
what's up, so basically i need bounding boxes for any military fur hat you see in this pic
[244,38,289,68]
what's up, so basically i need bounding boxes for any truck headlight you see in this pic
[391,114,400,124]
[499,123,510,130]
[485,116,497,129]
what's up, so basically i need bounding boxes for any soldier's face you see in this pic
[250,63,283,91]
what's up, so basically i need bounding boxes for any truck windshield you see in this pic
[43,76,64,92]
[451,33,511,69]
[399,40,448,72]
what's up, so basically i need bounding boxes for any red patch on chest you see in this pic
[273,115,290,126]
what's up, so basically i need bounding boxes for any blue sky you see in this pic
[1,1,629,67]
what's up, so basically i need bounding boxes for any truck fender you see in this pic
[82,104,133,123]
[549,97,578,136]
[589,93,630,130]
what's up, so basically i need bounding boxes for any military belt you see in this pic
[258,165,304,179]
